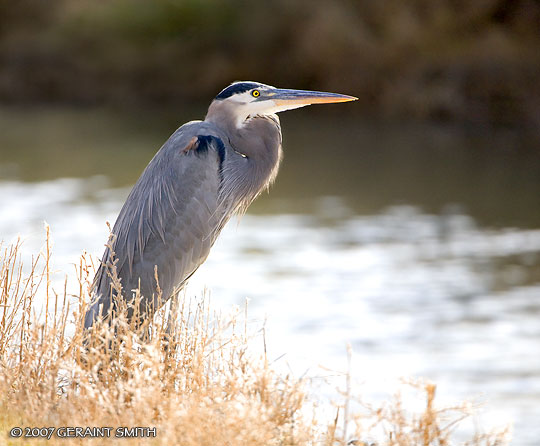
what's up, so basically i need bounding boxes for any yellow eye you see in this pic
[252,90,260,97]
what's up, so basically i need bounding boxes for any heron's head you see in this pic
[206,81,357,128]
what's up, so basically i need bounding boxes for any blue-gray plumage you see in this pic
[84,81,356,330]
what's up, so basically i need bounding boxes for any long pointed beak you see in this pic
[267,88,357,107]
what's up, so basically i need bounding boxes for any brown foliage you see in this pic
[0,228,510,445]
[0,0,539,126]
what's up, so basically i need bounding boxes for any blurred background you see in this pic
[1,0,539,443]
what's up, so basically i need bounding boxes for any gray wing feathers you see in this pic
[86,122,226,327]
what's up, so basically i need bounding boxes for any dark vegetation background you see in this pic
[1,0,539,129]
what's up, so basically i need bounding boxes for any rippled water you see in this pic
[1,108,539,444]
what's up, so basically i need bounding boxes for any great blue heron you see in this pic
[84,81,356,330]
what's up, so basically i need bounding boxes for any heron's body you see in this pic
[84,81,355,330]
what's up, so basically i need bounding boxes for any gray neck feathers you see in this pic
[206,100,283,214]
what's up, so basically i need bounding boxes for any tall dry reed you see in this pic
[0,228,509,445]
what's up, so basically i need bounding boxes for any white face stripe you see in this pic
[226,87,308,127]
[226,90,259,104]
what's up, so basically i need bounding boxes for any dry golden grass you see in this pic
[0,228,510,445]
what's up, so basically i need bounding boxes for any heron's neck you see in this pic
[205,101,281,157]
[205,101,283,206]
[206,100,250,130]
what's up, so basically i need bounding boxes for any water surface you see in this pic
[1,107,539,444]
